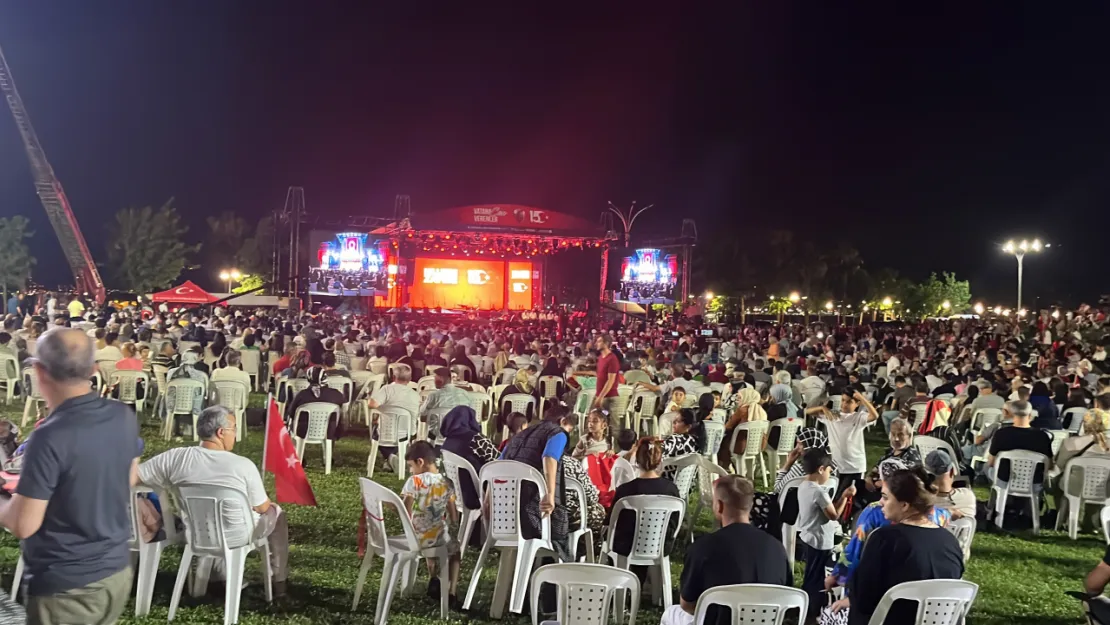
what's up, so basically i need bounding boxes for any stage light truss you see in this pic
[396,229,608,257]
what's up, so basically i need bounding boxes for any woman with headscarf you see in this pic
[767,383,799,421]
[1029,381,1063,429]
[285,366,346,440]
[440,405,498,514]
[719,387,768,466]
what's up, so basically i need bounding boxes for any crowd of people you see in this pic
[0,297,1108,624]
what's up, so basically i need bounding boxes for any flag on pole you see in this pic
[263,398,317,507]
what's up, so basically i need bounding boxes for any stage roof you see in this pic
[411,205,604,237]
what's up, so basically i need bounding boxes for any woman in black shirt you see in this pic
[828,468,964,625]
[607,437,680,556]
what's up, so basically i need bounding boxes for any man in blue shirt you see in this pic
[0,327,138,625]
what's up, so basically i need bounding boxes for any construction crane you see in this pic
[0,45,106,304]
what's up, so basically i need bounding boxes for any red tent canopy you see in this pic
[150,281,219,304]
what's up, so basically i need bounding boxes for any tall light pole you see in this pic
[607,201,654,247]
[1002,239,1042,311]
[219,268,241,293]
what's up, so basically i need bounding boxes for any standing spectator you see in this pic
[662,475,793,625]
[797,449,854,617]
[0,328,139,624]
[592,334,621,434]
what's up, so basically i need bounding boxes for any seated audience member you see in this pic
[663,475,793,625]
[320,351,350,378]
[497,412,528,452]
[212,348,253,390]
[439,405,498,513]
[822,468,964,625]
[573,408,611,459]
[401,441,461,606]
[138,406,289,596]
[1029,381,1063,429]
[367,365,420,470]
[285,366,346,443]
[608,437,680,557]
[115,342,144,371]
[1084,544,1110,624]
[860,417,920,506]
[610,428,638,491]
[662,408,706,480]
[419,367,471,443]
[988,400,1053,485]
[923,449,976,519]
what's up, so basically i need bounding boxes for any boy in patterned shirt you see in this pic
[402,441,461,604]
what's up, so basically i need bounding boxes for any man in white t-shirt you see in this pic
[211,349,253,391]
[368,366,421,469]
[807,390,878,496]
[138,406,289,595]
[884,350,901,378]
[797,366,826,402]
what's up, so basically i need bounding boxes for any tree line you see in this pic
[693,228,972,320]
[0,201,272,297]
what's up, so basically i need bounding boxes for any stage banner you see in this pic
[419,205,601,235]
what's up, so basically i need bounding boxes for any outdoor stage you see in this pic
[310,205,613,312]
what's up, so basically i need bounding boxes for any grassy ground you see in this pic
[0,396,1094,625]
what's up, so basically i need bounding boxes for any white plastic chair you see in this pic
[451,364,474,383]
[766,417,802,470]
[276,377,309,417]
[417,375,438,394]
[351,478,448,623]
[970,408,1003,438]
[606,393,633,429]
[947,516,976,562]
[692,583,809,625]
[501,393,537,422]
[703,419,726,461]
[163,378,208,441]
[239,349,261,391]
[96,359,118,390]
[565,476,596,564]
[688,457,731,536]
[629,392,659,435]
[1064,407,1089,434]
[489,383,510,409]
[213,380,250,441]
[388,362,411,382]
[913,434,958,463]
[989,450,1049,533]
[603,495,685,612]
[777,476,833,571]
[168,484,273,625]
[729,420,769,488]
[623,370,650,385]
[441,450,483,560]
[1056,456,1110,540]
[0,354,19,404]
[368,409,412,479]
[131,486,174,617]
[292,401,340,474]
[529,563,640,625]
[1048,429,1070,457]
[864,579,978,625]
[323,376,354,417]
[463,460,555,618]
[661,453,700,539]
[111,370,151,414]
[496,367,518,385]
[1101,505,1110,544]
[20,368,46,427]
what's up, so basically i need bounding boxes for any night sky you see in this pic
[0,3,1107,305]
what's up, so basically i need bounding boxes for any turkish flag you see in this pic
[264,399,317,507]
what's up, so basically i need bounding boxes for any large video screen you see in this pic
[307,231,390,296]
[408,258,534,311]
[619,248,677,304]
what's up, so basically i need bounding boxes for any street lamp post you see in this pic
[219,269,241,293]
[606,201,654,247]
[1002,239,1042,311]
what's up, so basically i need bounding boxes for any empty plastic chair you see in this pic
[529,563,640,625]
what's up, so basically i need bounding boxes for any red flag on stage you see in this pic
[264,399,317,507]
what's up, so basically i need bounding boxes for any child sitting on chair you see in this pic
[402,441,461,607]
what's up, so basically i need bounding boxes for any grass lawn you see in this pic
[0,396,1095,625]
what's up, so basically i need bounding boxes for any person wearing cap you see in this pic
[924,449,976,519]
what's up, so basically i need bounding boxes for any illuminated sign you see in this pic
[422,267,459,284]
[467,269,491,285]
[512,282,529,293]
[510,269,531,279]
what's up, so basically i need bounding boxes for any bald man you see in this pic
[0,327,139,625]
